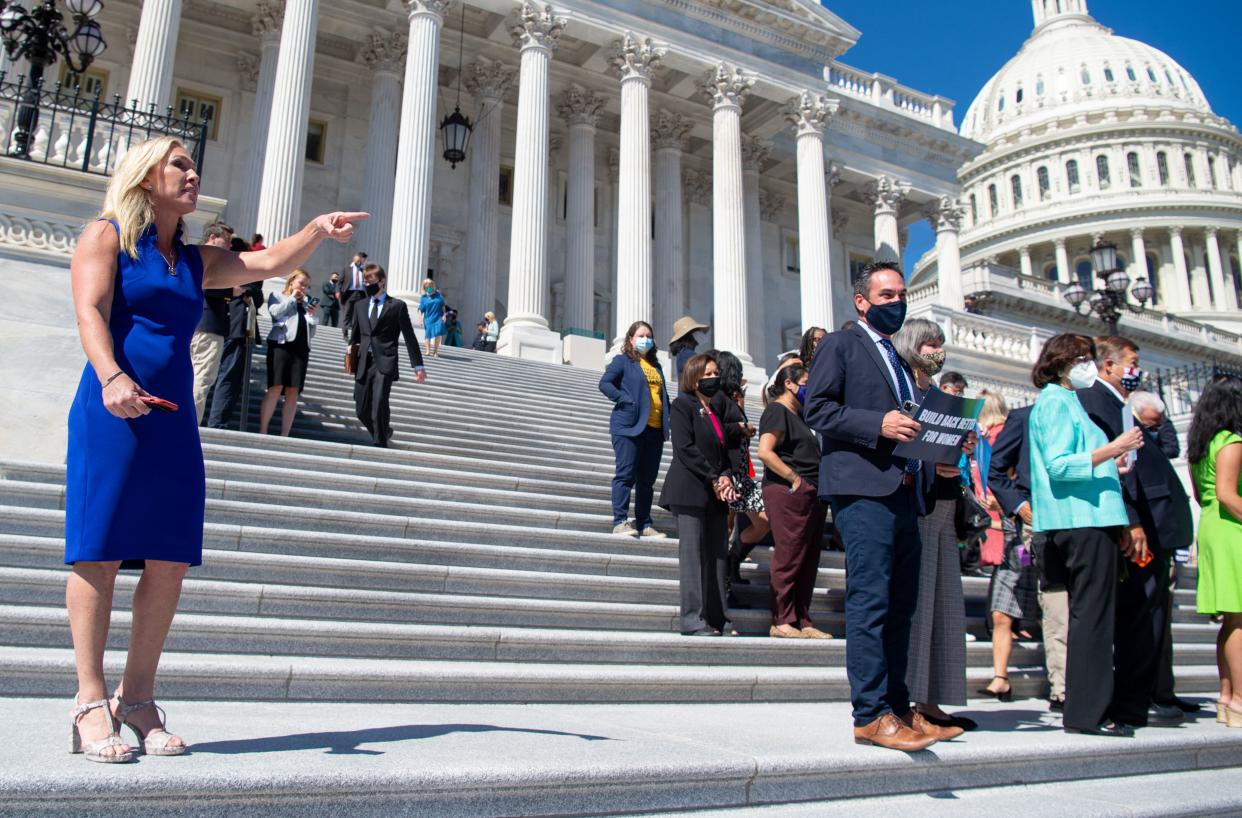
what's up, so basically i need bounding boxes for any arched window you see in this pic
[1037,166,1051,200]
[1080,66,1091,85]
[1127,152,1142,187]
[1164,69,1175,86]
[1184,153,1197,186]
[969,193,978,224]
[1044,262,1059,282]
[1016,87,1024,104]
[1103,66,1115,83]
[1146,252,1161,305]
[1146,66,1158,82]
[1208,156,1218,188]
[1011,174,1024,207]
[988,184,999,217]
[1157,151,1170,185]
[1066,159,1081,193]
[1125,65,1137,82]
[1096,154,1111,188]
[998,95,1005,112]
[1036,76,1046,96]
[1075,258,1094,289]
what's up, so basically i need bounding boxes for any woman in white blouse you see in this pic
[260,269,317,435]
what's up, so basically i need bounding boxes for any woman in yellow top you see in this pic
[599,321,671,537]
[1187,375,1242,727]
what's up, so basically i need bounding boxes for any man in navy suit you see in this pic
[805,261,953,751]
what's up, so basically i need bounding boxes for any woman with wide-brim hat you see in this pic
[669,316,709,381]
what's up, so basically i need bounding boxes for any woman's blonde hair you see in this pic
[484,311,495,321]
[98,135,187,259]
[421,278,436,291]
[283,269,311,295]
[977,388,1010,429]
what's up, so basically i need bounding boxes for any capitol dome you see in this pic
[961,0,1213,143]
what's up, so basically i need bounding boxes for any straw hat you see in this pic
[670,315,710,344]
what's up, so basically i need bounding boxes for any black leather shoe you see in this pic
[1048,698,1065,713]
[1065,720,1135,737]
[1145,703,1186,726]
[1157,696,1203,714]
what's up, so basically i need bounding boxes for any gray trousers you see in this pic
[673,504,731,634]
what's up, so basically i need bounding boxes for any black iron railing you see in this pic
[0,71,208,176]
[1142,361,1242,417]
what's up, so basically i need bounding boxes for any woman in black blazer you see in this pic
[659,353,740,636]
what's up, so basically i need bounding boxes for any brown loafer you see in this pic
[769,624,808,638]
[900,710,964,741]
[800,626,834,640]
[853,713,937,752]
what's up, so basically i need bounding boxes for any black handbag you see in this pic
[954,485,992,543]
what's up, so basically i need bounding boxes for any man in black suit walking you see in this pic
[347,263,425,447]
[338,251,369,340]
[206,275,264,430]
[1076,336,1194,727]
[805,261,954,752]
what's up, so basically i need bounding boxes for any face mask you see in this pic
[1120,365,1143,393]
[795,385,808,405]
[425,286,435,294]
[1067,360,1099,390]
[920,350,946,375]
[864,300,907,335]
[634,337,654,353]
[364,282,381,296]
[698,376,721,397]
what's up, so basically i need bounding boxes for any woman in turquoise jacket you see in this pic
[1028,333,1144,737]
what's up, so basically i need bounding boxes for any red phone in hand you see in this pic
[139,395,179,413]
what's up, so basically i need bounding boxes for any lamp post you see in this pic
[1062,239,1154,336]
[0,0,106,158]
[438,0,471,169]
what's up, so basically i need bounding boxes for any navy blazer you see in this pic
[658,393,731,510]
[598,354,670,440]
[804,323,913,499]
[987,405,1032,517]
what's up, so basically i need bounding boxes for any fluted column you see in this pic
[230,3,283,236]
[1205,227,1230,310]
[1129,228,1149,301]
[929,197,965,309]
[785,91,837,333]
[1019,245,1033,278]
[867,175,906,264]
[610,33,663,349]
[1232,231,1242,310]
[683,167,712,337]
[125,0,183,110]
[558,84,604,333]
[739,134,768,357]
[1054,237,1071,285]
[254,0,320,244]
[1188,234,1211,307]
[652,110,692,345]
[461,59,515,330]
[699,63,755,365]
[1168,227,1192,311]
[386,0,447,299]
[498,2,565,357]
[352,33,408,264]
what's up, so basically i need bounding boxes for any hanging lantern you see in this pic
[440,105,471,169]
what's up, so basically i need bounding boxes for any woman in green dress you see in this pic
[1187,375,1242,728]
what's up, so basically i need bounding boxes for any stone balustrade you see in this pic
[824,61,956,130]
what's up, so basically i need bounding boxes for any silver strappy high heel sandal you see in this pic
[113,694,187,756]
[71,696,135,763]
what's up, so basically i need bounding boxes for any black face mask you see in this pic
[698,377,721,397]
[864,300,907,335]
[364,282,381,296]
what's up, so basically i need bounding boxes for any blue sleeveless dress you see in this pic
[64,221,206,567]
[419,291,446,339]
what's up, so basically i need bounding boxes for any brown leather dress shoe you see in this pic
[853,713,937,751]
[900,710,964,741]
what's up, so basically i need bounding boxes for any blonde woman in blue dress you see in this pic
[66,135,364,762]
[419,277,446,358]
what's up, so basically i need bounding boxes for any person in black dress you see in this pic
[259,269,317,436]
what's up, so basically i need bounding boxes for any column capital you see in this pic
[784,90,839,137]
[759,189,785,222]
[357,32,408,75]
[698,62,753,111]
[609,31,663,83]
[683,168,711,205]
[464,57,516,101]
[864,175,907,214]
[557,83,605,128]
[509,2,564,53]
[1169,226,1183,238]
[926,195,964,233]
[651,109,693,151]
[1206,225,1219,239]
[1129,227,1145,241]
[826,159,843,189]
[403,0,450,21]
[1054,236,1069,248]
[831,210,848,233]
[1019,245,1031,256]
[252,0,284,44]
[237,52,259,91]
[740,133,769,172]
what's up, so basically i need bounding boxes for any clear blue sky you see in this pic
[822,0,1242,269]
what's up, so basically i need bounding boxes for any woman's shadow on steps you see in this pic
[190,724,614,756]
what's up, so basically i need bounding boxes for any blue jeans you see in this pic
[611,426,664,528]
[831,486,923,726]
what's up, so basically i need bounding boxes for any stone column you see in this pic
[1129,228,1149,300]
[557,84,604,334]
[1019,246,1033,278]
[651,110,692,344]
[930,197,965,309]
[1168,227,1192,311]
[386,0,447,299]
[699,63,755,366]
[254,0,320,245]
[228,2,283,234]
[866,175,906,264]
[683,167,712,337]
[740,133,768,358]
[1232,232,1242,311]
[498,2,565,360]
[1054,237,1071,285]
[461,58,515,330]
[1204,227,1229,309]
[1187,234,1211,307]
[125,0,183,111]
[784,91,837,333]
[610,33,663,349]
[351,32,408,264]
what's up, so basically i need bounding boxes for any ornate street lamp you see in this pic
[1062,238,1153,336]
[0,0,107,158]
[439,1,471,168]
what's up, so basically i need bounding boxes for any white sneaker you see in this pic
[640,527,667,538]
[612,521,639,537]
[964,633,977,642]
